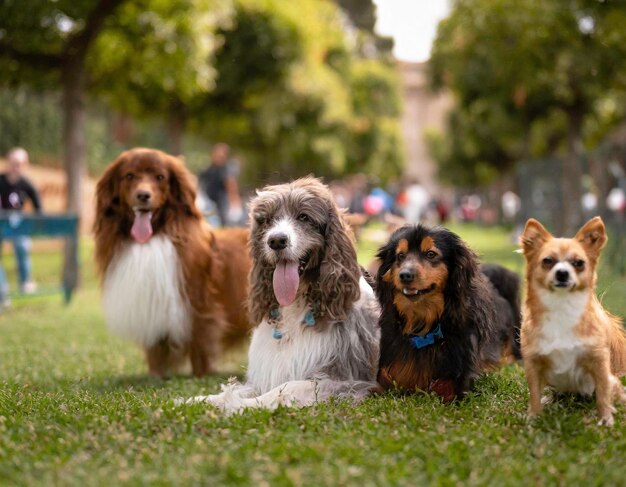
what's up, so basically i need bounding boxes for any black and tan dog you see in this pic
[375,224,521,401]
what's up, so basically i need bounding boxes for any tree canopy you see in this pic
[0,0,127,214]
[0,0,403,186]
[429,0,626,231]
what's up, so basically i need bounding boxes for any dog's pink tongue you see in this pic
[131,211,153,244]
[273,261,300,306]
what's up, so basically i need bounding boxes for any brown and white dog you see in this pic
[520,217,626,426]
[94,148,252,377]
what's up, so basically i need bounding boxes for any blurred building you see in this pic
[398,61,452,192]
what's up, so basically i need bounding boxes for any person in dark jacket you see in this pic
[197,143,242,227]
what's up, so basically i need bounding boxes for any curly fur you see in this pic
[181,177,380,412]
[248,177,361,325]
[375,224,521,401]
[94,148,252,377]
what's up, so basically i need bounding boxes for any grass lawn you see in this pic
[1,223,626,486]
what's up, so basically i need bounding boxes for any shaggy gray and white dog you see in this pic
[182,177,380,412]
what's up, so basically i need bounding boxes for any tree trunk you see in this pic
[167,100,186,156]
[561,111,584,235]
[61,60,86,295]
[62,63,86,214]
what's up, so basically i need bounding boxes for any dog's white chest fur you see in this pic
[102,235,191,347]
[247,301,339,394]
[537,289,594,394]
[246,277,374,394]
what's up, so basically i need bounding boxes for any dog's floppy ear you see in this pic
[575,216,607,259]
[445,231,479,322]
[375,233,401,309]
[314,205,361,321]
[247,191,280,323]
[94,154,125,224]
[93,153,128,278]
[520,218,551,255]
[247,259,278,325]
[166,155,201,218]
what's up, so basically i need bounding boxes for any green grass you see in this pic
[2,224,626,486]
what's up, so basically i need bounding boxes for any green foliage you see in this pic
[0,86,171,174]
[347,59,404,182]
[207,3,300,109]
[425,102,523,187]
[0,0,404,183]
[194,0,403,183]
[0,0,77,85]
[350,59,400,119]
[335,0,376,32]
[0,88,62,160]
[429,0,626,187]
[89,0,231,117]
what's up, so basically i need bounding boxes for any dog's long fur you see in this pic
[94,148,252,377]
[375,225,521,401]
[520,217,626,426]
[183,177,380,411]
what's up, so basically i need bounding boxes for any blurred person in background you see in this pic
[402,177,431,224]
[501,190,521,225]
[198,143,243,227]
[0,147,42,307]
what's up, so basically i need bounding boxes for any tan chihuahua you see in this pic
[520,217,626,426]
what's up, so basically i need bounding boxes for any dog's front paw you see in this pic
[172,394,225,407]
[172,395,207,406]
[172,397,186,407]
[430,379,456,403]
[526,406,541,420]
[540,394,553,406]
[598,414,615,427]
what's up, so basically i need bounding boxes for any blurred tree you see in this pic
[430,0,626,233]
[194,0,403,183]
[346,59,403,181]
[192,0,303,180]
[89,0,403,182]
[333,0,394,55]
[0,0,126,290]
[89,0,231,155]
[0,0,403,190]
[0,0,126,214]
[425,104,522,188]
[335,0,376,31]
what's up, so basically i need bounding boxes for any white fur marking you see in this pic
[245,277,373,394]
[267,218,297,250]
[553,262,572,273]
[537,288,594,394]
[102,235,191,347]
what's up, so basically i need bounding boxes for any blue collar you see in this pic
[409,323,443,349]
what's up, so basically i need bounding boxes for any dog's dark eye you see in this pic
[571,259,585,270]
[298,213,310,222]
[396,252,406,262]
[125,173,134,181]
[542,257,555,267]
[425,250,437,260]
[254,215,267,225]
[156,174,165,181]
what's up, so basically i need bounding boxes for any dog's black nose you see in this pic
[268,233,289,251]
[555,269,569,283]
[399,269,414,283]
[136,191,151,203]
